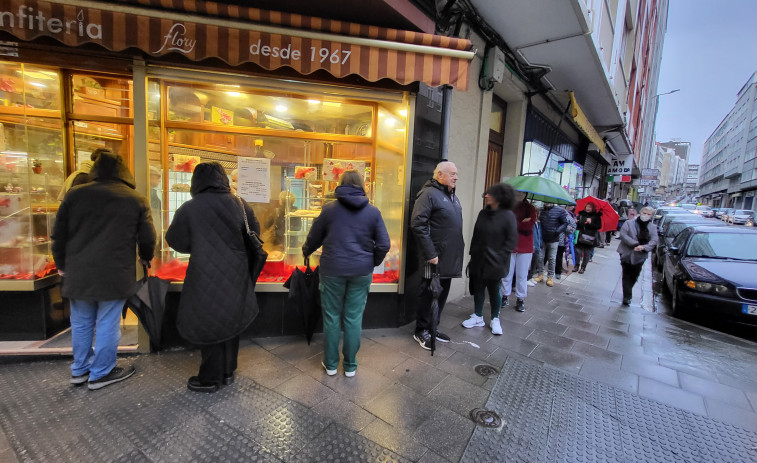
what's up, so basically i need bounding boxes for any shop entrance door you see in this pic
[484,96,506,205]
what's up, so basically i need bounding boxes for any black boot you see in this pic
[515,298,525,312]
[187,376,219,393]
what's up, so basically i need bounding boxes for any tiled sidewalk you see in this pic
[1,243,756,462]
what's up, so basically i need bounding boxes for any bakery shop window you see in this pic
[149,78,408,288]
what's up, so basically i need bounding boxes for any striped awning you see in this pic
[0,0,474,89]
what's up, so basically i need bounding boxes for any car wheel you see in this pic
[671,285,683,317]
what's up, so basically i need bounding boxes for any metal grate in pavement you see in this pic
[462,356,757,463]
[0,352,402,463]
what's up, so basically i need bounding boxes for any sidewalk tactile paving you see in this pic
[462,355,757,463]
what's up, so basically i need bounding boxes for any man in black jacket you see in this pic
[410,161,464,350]
[52,150,155,390]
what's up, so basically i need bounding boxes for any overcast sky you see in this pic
[654,0,757,164]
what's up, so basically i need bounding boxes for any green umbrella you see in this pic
[504,175,576,205]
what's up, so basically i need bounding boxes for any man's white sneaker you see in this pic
[461,314,485,328]
[321,362,337,376]
[490,318,503,335]
[527,279,537,287]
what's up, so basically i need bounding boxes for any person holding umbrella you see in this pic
[461,183,518,334]
[617,206,658,305]
[166,162,260,393]
[52,150,155,390]
[410,161,464,350]
[574,201,603,273]
[303,170,390,377]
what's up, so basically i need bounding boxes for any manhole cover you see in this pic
[470,408,503,428]
[474,364,499,378]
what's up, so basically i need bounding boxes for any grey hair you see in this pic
[640,206,655,215]
[433,161,456,180]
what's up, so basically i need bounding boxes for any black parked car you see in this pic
[654,216,723,270]
[653,207,691,226]
[662,226,757,325]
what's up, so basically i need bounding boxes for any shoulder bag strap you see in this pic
[237,196,251,234]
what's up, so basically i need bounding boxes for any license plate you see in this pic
[743,304,757,315]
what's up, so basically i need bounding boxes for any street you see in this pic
[2,242,756,463]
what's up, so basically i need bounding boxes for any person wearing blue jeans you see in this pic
[52,150,155,390]
[70,299,125,381]
[303,171,390,377]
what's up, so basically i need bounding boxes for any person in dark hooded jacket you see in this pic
[461,183,517,335]
[52,149,155,390]
[166,162,260,393]
[303,171,390,377]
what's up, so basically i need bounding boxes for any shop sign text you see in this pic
[0,5,102,39]
[607,155,633,176]
[250,40,351,65]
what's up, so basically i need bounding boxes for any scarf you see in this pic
[636,217,651,245]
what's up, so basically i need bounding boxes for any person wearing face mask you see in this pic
[616,206,658,306]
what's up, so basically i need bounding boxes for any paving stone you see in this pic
[637,377,707,416]
[526,329,575,350]
[311,395,377,433]
[359,419,430,462]
[413,408,475,462]
[621,356,679,387]
[570,341,622,365]
[293,423,409,463]
[364,383,439,430]
[563,327,610,348]
[703,398,757,433]
[276,372,336,408]
[579,359,639,394]
[427,374,490,417]
[437,351,492,386]
[529,345,584,373]
[386,357,449,396]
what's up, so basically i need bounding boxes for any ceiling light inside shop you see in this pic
[398,109,408,118]
[28,82,46,88]
[323,101,341,108]
[17,70,58,80]
[226,91,242,97]
[275,104,288,113]
[307,99,321,105]
[384,117,397,128]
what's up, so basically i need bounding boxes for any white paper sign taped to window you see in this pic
[607,155,634,175]
[238,157,270,203]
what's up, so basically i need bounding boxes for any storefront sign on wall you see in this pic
[607,155,634,176]
[0,0,474,89]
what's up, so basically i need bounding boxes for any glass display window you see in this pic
[0,62,64,280]
[149,76,409,289]
[68,73,134,169]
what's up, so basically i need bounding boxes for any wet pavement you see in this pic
[1,242,757,462]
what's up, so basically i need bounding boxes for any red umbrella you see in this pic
[576,196,619,232]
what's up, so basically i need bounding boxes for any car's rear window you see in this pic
[686,233,757,260]
[696,206,711,211]
[734,210,753,215]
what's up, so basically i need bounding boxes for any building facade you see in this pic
[0,0,669,344]
[699,71,757,210]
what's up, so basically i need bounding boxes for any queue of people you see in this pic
[53,152,651,391]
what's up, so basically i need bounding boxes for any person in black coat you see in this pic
[575,202,603,273]
[409,161,464,350]
[166,162,260,393]
[303,171,390,377]
[461,183,518,335]
[52,150,155,390]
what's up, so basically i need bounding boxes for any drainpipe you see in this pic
[441,85,453,160]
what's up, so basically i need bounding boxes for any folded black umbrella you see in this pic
[283,258,321,344]
[428,269,442,356]
[123,265,170,351]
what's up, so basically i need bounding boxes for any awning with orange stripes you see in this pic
[0,0,474,90]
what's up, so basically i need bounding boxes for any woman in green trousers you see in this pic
[302,171,390,377]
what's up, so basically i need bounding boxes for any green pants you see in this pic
[320,274,372,373]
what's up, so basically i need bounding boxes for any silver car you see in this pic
[728,209,756,225]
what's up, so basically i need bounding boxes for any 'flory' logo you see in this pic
[155,23,196,54]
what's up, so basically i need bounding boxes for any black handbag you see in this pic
[237,196,268,284]
[578,231,597,247]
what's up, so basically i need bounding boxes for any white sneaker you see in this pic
[344,370,356,378]
[321,362,337,376]
[490,318,503,335]
[462,314,485,328]
[527,279,537,287]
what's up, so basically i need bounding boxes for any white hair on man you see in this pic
[433,161,456,180]
[640,206,655,215]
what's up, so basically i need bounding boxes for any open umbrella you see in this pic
[123,265,170,351]
[504,176,576,205]
[576,195,619,232]
[283,257,321,344]
[427,265,442,356]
